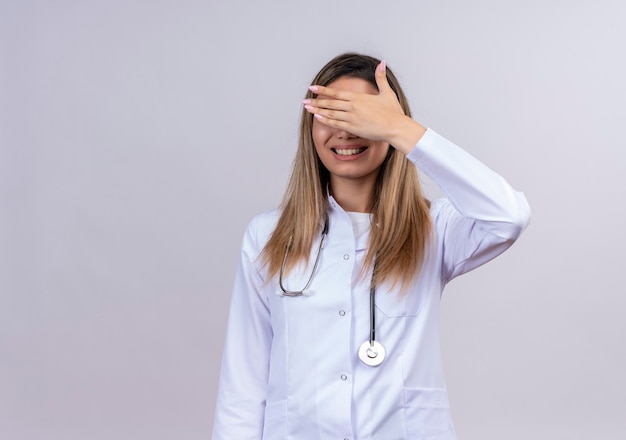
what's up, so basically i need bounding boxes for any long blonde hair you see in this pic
[261,53,432,292]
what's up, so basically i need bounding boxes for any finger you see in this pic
[374,60,393,94]
[304,105,351,122]
[303,98,351,111]
[309,85,352,101]
[313,113,352,130]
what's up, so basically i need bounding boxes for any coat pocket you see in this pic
[403,388,455,439]
[375,288,414,318]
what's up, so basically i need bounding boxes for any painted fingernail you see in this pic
[304,104,314,111]
[379,60,386,72]
[314,114,323,120]
[302,99,311,104]
[309,85,319,92]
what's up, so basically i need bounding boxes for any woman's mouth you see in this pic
[332,147,368,156]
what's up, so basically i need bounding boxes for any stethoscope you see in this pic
[278,218,386,367]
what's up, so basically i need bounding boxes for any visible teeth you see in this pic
[335,148,365,156]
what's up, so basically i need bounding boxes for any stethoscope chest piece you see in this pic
[358,340,386,367]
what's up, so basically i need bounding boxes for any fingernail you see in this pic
[379,60,386,72]
[304,104,314,111]
[309,85,319,92]
[314,114,323,120]
[302,99,311,104]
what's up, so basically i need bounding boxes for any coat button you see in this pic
[340,374,347,381]
[343,254,350,260]
[339,310,346,316]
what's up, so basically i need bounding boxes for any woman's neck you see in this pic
[329,175,376,213]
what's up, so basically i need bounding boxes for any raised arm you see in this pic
[408,129,530,280]
[304,60,530,281]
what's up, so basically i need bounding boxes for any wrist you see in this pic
[389,116,427,155]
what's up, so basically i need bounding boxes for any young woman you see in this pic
[212,53,531,440]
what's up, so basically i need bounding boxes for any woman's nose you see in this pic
[336,129,357,140]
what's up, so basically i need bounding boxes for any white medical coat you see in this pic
[213,129,531,440]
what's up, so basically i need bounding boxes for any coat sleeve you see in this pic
[212,216,272,440]
[407,129,531,282]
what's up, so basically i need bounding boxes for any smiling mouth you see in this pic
[332,147,367,156]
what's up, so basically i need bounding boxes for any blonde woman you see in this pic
[212,53,530,440]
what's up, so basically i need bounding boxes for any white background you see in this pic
[1,1,625,439]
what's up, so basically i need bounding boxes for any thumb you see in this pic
[375,60,393,94]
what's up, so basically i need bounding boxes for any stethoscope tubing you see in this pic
[278,217,386,367]
[278,219,328,297]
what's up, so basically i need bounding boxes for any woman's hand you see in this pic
[303,61,426,154]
